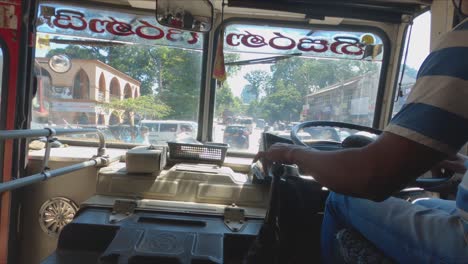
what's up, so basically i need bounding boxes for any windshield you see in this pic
[32,3,203,145]
[213,23,385,153]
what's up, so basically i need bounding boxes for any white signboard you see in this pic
[350,97,369,115]
[51,101,97,113]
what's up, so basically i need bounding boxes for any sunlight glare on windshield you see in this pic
[32,3,203,146]
[214,23,384,153]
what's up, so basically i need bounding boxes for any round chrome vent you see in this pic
[48,54,72,73]
[39,197,78,236]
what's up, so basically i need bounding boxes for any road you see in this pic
[213,122,262,153]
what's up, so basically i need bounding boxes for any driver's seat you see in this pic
[333,228,394,264]
[332,189,432,263]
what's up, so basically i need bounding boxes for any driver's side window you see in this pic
[392,11,431,116]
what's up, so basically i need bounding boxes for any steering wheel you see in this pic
[291,121,381,146]
[290,121,455,190]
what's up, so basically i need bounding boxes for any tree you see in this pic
[105,46,160,96]
[101,95,171,124]
[225,53,241,76]
[244,70,271,101]
[156,47,203,120]
[269,57,380,97]
[46,45,106,61]
[258,81,302,123]
[270,57,304,94]
[215,83,244,117]
[246,100,260,119]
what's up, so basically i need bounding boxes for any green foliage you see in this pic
[215,83,244,117]
[227,55,381,123]
[106,46,160,96]
[225,53,241,76]
[46,46,106,61]
[45,42,382,126]
[243,70,271,100]
[157,48,202,120]
[270,57,379,95]
[257,82,302,123]
[101,95,171,119]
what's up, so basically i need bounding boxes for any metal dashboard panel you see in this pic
[96,163,269,208]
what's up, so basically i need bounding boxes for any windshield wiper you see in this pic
[225,53,302,66]
[48,38,126,47]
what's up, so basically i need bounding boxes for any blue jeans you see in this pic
[321,192,468,264]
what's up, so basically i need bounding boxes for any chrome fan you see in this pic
[39,197,78,236]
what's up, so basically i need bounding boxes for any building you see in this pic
[304,72,380,126]
[35,58,141,126]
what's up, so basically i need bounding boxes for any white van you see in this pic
[139,120,198,144]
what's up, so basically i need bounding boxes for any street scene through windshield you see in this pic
[31,4,425,154]
[32,4,203,145]
[212,23,385,152]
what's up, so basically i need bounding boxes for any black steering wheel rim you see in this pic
[291,121,382,146]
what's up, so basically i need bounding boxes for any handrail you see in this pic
[0,128,111,193]
[0,156,120,193]
[0,128,106,156]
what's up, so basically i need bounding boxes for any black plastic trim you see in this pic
[44,0,154,16]
[228,0,426,23]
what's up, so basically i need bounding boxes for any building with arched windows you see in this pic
[35,58,141,126]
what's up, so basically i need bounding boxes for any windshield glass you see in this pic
[213,23,385,153]
[32,3,203,145]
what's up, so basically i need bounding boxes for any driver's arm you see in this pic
[262,133,445,201]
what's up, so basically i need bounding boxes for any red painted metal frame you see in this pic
[0,1,22,263]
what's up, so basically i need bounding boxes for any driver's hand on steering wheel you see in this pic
[254,143,308,166]
[431,153,467,177]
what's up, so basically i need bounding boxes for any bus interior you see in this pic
[0,0,463,263]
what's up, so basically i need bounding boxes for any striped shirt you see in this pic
[385,19,468,236]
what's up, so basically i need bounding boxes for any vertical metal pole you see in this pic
[41,128,56,171]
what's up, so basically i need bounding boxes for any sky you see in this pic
[405,11,431,70]
[227,56,271,97]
